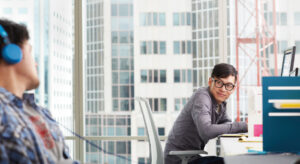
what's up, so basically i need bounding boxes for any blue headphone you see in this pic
[0,24,22,64]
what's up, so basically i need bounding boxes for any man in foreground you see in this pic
[0,19,77,163]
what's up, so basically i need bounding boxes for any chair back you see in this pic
[137,97,164,164]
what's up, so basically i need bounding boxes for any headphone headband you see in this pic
[0,25,10,44]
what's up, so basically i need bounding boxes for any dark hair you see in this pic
[0,19,30,59]
[211,63,238,82]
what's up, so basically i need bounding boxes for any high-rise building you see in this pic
[33,0,74,136]
[84,0,193,163]
[191,0,240,119]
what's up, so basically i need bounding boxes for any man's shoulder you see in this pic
[194,87,211,98]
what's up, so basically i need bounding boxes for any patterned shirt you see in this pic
[0,87,78,164]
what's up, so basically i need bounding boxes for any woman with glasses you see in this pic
[164,63,248,164]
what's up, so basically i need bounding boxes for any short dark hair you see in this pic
[211,63,238,82]
[0,19,30,59]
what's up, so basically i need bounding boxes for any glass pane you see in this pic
[147,41,152,54]
[141,41,146,54]
[120,72,130,84]
[173,13,179,25]
[112,72,118,84]
[281,13,287,25]
[174,41,180,54]
[187,41,192,54]
[112,31,118,43]
[120,86,129,98]
[141,70,147,82]
[181,41,186,54]
[119,45,130,57]
[120,100,129,111]
[160,98,167,111]
[119,31,129,43]
[112,45,118,56]
[175,98,180,111]
[182,70,186,82]
[140,13,147,26]
[153,41,158,54]
[137,127,145,136]
[160,70,166,83]
[147,13,152,25]
[112,58,118,70]
[154,70,158,82]
[160,41,166,54]
[119,17,130,30]
[295,13,300,25]
[187,12,191,25]
[120,58,129,70]
[174,70,180,82]
[187,70,192,82]
[159,13,166,26]
[148,70,153,82]
[153,13,158,25]
[154,98,159,111]
[112,86,119,97]
[111,4,117,16]
[181,12,185,25]
[158,127,165,136]
[119,4,128,16]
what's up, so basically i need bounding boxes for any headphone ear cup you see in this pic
[2,43,23,64]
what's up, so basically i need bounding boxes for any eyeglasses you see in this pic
[212,78,235,91]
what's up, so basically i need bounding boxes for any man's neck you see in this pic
[0,66,25,98]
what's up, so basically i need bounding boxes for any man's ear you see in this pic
[208,77,212,87]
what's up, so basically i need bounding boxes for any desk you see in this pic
[224,154,300,164]
[216,135,300,164]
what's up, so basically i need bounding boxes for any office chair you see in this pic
[136,97,207,164]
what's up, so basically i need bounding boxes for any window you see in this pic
[140,12,166,26]
[158,127,165,136]
[174,41,180,54]
[160,41,166,54]
[140,69,167,83]
[278,40,288,53]
[160,70,166,82]
[138,157,150,164]
[174,70,180,83]
[173,12,191,26]
[148,98,167,112]
[173,13,179,25]
[18,8,28,14]
[140,41,166,55]
[173,40,192,55]
[295,12,300,25]
[137,127,145,136]
[174,69,193,83]
[159,13,166,26]
[296,41,300,54]
[3,8,12,14]
[140,13,147,26]
[280,13,287,25]
[119,4,129,16]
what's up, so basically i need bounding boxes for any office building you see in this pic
[84,0,193,163]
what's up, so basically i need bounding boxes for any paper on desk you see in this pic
[239,136,262,143]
